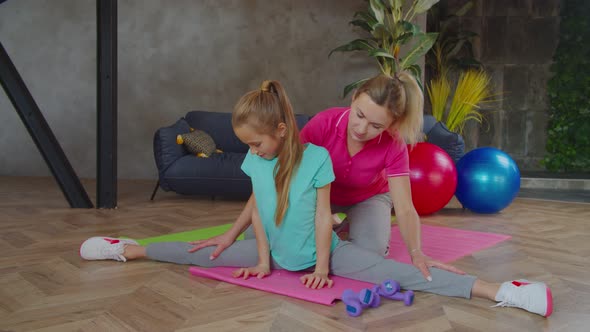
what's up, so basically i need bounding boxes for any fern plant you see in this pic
[330,0,440,97]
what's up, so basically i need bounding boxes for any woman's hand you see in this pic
[232,264,271,280]
[411,250,466,281]
[300,271,334,289]
[187,232,235,259]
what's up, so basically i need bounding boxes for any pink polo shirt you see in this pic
[300,107,409,206]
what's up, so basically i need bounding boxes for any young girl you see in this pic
[80,80,553,317]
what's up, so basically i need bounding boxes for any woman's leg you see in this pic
[330,241,476,298]
[345,193,393,256]
[472,279,501,299]
[329,241,553,316]
[330,204,350,236]
[243,226,255,239]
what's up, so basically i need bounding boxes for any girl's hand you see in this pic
[410,250,466,281]
[187,232,235,259]
[300,271,334,289]
[232,264,271,280]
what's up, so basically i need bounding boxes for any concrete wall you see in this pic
[0,0,376,179]
[1,0,559,179]
[447,0,561,170]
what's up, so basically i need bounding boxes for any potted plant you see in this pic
[330,0,440,97]
[422,1,496,163]
[425,69,496,162]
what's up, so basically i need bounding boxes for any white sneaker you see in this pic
[493,279,553,317]
[79,237,139,262]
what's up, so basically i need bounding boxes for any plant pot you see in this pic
[424,121,465,163]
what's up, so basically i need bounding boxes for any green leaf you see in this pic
[343,78,371,98]
[393,21,421,45]
[392,0,403,11]
[371,23,389,40]
[456,31,478,39]
[369,0,386,25]
[400,32,438,69]
[447,40,466,58]
[350,19,372,32]
[329,39,378,57]
[368,48,396,59]
[353,11,377,28]
[455,1,473,16]
[406,64,422,78]
[414,0,440,14]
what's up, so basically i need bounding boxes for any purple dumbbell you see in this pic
[342,289,363,317]
[387,290,414,306]
[359,285,381,308]
[377,279,401,296]
[342,287,381,317]
[377,279,414,306]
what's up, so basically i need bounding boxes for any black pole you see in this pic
[0,42,93,208]
[97,0,118,208]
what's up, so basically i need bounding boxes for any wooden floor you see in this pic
[0,176,589,332]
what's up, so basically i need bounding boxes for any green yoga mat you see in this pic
[135,224,244,246]
[135,213,394,246]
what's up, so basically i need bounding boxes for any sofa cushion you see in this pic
[165,152,248,179]
[163,152,251,197]
[153,118,191,190]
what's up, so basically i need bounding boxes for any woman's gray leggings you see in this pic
[146,239,476,298]
[331,193,395,256]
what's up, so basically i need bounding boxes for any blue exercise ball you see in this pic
[455,147,520,214]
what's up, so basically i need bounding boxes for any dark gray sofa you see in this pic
[152,110,310,199]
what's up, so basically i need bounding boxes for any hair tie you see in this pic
[260,80,272,92]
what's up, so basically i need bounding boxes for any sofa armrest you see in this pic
[153,117,191,190]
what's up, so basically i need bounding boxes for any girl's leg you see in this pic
[81,236,270,268]
[145,239,260,267]
[345,193,393,256]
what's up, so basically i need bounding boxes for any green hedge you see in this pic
[543,0,590,171]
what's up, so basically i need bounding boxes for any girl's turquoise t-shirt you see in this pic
[241,143,339,271]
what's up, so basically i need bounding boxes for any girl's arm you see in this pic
[188,194,254,257]
[232,195,271,279]
[300,184,334,289]
[388,177,465,280]
[251,196,270,268]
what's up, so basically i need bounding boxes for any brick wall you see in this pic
[439,0,561,170]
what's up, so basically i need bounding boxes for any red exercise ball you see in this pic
[408,142,457,216]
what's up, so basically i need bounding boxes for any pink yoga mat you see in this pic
[188,225,511,305]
